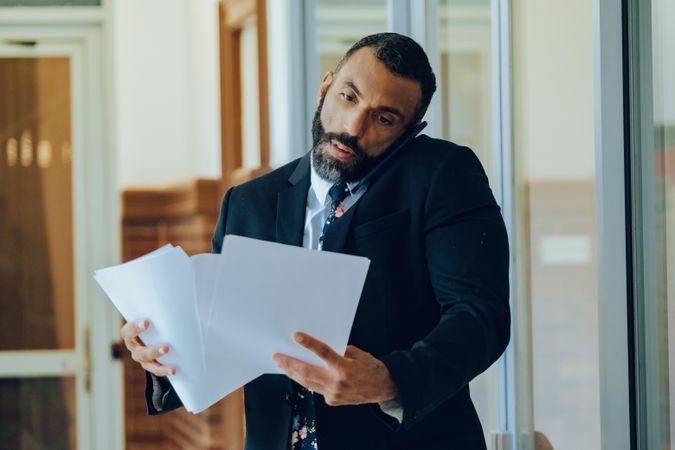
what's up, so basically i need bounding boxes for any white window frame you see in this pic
[593,0,633,449]
[0,6,123,450]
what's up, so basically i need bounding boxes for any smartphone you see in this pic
[352,120,428,192]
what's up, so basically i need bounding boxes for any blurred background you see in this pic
[0,0,672,449]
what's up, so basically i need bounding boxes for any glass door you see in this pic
[0,39,97,450]
[433,0,500,445]
[627,0,675,447]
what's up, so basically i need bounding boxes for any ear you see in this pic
[316,71,334,106]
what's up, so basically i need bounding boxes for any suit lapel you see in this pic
[321,201,357,253]
[323,154,401,252]
[276,153,311,247]
[275,151,364,252]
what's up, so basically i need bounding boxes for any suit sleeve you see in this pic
[378,147,511,431]
[212,187,234,253]
[144,187,235,415]
[145,372,182,415]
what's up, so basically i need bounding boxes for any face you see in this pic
[311,47,423,183]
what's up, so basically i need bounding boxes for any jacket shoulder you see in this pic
[230,154,306,195]
[401,134,487,176]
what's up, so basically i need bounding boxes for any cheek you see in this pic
[362,135,398,158]
[320,96,340,131]
[364,144,390,159]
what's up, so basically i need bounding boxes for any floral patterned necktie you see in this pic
[317,183,350,251]
[289,182,351,449]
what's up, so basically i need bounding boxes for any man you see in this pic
[121,33,510,450]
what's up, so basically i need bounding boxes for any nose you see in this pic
[343,110,367,138]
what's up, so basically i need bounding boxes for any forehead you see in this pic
[334,47,422,117]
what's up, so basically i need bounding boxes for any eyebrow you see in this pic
[343,81,406,121]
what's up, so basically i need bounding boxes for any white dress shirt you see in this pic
[303,163,367,250]
[302,158,403,423]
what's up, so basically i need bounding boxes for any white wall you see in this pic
[113,0,221,189]
[186,0,223,179]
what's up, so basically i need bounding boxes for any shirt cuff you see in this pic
[149,373,174,413]
[378,398,404,423]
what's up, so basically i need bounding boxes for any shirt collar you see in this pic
[309,153,361,206]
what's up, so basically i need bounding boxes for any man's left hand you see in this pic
[272,331,399,406]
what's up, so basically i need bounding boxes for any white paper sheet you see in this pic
[94,235,370,414]
[190,253,220,346]
[94,246,212,412]
[207,235,371,377]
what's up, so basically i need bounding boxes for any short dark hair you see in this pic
[335,32,437,122]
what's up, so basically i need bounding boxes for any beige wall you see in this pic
[513,0,595,182]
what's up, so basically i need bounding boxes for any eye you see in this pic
[376,113,393,126]
[339,92,355,102]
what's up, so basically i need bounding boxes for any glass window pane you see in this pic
[650,0,675,446]
[512,0,601,448]
[437,0,498,443]
[0,57,75,350]
[0,377,77,449]
[0,0,99,5]
[438,0,492,174]
[315,0,387,76]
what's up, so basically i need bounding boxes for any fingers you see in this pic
[120,319,150,348]
[131,344,170,364]
[120,320,176,377]
[293,332,341,366]
[141,360,176,377]
[130,344,175,376]
[273,353,328,390]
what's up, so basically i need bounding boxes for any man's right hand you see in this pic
[120,320,176,377]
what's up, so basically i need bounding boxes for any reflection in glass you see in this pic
[315,0,387,76]
[512,0,601,448]
[0,377,77,449]
[651,0,675,446]
[6,138,18,167]
[0,57,75,350]
[37,140,53,169]
[438,0,492,175]
[20,130,33,167]
[436,0,497,442]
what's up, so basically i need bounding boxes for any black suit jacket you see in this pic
[147,135,510,450]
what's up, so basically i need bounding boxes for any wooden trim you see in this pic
[256,0,270,169]
[122,179,220,221]
[219,2,243,189]
[121,177,245,450]
[218,0,271,192]
[222,0,255,28]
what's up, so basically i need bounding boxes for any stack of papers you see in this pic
[94,235,370,413]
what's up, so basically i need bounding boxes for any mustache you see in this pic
[320,132,366,158]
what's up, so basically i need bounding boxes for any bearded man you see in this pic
[121,32,510,450]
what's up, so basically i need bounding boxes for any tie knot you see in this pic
[328,183,350,206]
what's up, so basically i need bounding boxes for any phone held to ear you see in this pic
[352,121,428,193]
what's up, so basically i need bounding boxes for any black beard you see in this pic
[310,98,384,184]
